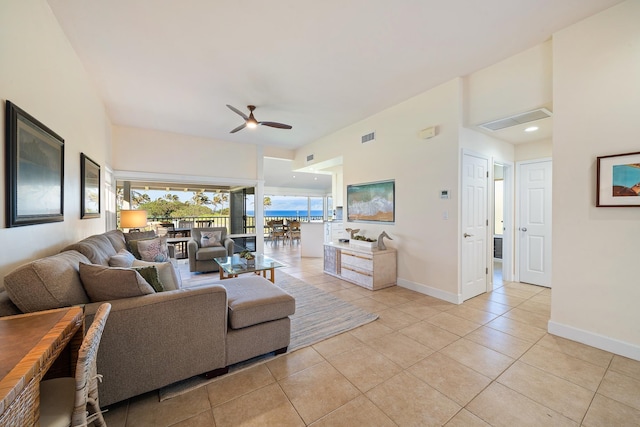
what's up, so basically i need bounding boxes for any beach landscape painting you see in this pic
[347,180,395,222]
[597,152,640,207]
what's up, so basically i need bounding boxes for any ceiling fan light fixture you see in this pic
[227,104,292,133]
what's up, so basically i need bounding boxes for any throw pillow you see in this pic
[108,249,136,268]
[132,259,181,291]
[137,237,170,262]
[79,263,155,302]
[131,265,164,292]
[128,237,156,260]
[200,231,222,248]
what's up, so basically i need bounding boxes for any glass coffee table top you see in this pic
[214,254,285,283]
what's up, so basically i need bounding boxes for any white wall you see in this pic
[0,0,112,281]
[550,0,640,360]
[294,79,463,301]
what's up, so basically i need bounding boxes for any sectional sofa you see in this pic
[0,230,295,406]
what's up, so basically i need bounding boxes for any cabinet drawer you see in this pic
[341,266,373,289]
[341,251,373,271]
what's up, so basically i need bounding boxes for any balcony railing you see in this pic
[145,215,324,235]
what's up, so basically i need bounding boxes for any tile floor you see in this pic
[103,244,640,426]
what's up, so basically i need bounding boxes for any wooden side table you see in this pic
[0,306,83,426]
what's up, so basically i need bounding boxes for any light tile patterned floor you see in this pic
[103,244,640,426]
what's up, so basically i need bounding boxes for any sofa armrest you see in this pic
[84,284,228,406]
[223,237,234,256]
[187,239,198,271]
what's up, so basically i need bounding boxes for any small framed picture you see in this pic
[596,151,640,207]
[81,153,100,218]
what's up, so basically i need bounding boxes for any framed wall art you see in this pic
[597,151,640,207]
[81,153,100,218]
[347,179,395,223]
[5,101,64,227]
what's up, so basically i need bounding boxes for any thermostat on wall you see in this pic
[440,190,450,199]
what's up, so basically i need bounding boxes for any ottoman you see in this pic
[221,275,296,366]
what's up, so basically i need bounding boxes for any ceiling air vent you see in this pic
[478,108,552,132]
[306,154,314,162]
[361,131,376,144]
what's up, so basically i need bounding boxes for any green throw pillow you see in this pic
[131,265,164,292]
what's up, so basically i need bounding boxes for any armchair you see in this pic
[187,227,234,272]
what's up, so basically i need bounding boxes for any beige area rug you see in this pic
[159,271,378,400]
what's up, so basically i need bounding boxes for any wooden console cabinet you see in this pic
[323,242,396,290]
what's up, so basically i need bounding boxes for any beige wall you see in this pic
[112,125,258,181]
[0,0,112,281]
[514,139,552,161]
[296,79,463,301]
[551,0,640,359]
[465,40,553,126]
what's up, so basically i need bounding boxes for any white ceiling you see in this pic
[46,0,622,153]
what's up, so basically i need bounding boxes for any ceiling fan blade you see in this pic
[226,104,248,120]
[230,123,247,133]
[260,121,292,130]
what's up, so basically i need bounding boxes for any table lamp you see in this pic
[120,210,147,232]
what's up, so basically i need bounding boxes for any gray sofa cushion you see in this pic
[195,246,228,261]
[0,290,22,316]
[103,229,128,253]
[63,234,118,266]
[4,251,91,313]
[223,276,295,329]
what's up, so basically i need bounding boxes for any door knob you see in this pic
[521,227,527,232]
[464,233,473,238]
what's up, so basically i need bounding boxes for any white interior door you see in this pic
[462,152,489,301]
[518,159,552,287]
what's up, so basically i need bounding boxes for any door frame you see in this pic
[491,159,514,286]
[514,157,552,284]
[460,149,490,301]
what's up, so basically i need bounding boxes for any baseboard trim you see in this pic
[548,320,640,361]
[397,278,462,304]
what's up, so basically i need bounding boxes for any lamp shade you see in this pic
[120,210,147,229]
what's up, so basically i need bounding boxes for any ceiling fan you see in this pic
[226,104,292,133]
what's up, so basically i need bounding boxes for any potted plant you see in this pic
[239,249,256,267]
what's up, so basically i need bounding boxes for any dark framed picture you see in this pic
[597,152,640,207]
[347,179,395,223]
[5,101,64,227]
[81,153,100,218]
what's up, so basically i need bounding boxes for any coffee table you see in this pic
[214,254,285,283]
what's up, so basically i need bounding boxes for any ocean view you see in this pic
[247,210,324,217]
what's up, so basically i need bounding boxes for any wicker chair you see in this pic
[39,303,111,427]
[287,221,301,245]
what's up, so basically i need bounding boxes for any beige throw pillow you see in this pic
[201,231,222,248]
[132,260,181,291]
[137,237,170,262]
[79,263,155,302]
